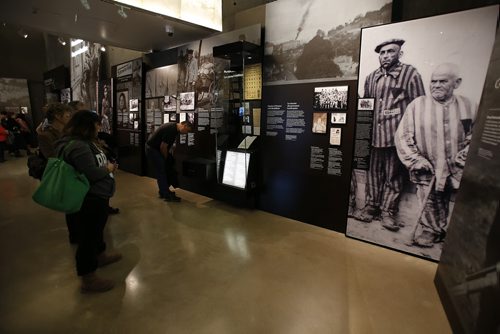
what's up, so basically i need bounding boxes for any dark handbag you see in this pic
[32,141,90,213]
[27,152,48,180]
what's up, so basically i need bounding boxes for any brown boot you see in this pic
[381,212,400,232]
[97,251,122,267]
[81,273,114,293]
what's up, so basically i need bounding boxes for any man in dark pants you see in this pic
[146,121,193,202]
[355,38,425,229]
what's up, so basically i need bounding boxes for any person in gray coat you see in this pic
[56,110,120,293]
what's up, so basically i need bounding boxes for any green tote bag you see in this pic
[32,141,90,213]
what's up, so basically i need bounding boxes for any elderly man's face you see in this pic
[430,71,459,102]
[378,44,401,69]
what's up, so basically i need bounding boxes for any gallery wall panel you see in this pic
[347,6,498,260]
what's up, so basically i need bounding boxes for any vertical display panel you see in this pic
[347,6,498,261]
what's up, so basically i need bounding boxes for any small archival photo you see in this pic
[312,112,327,133]
[357,98,374,110]
[129,98,139,111]
[179,92,195,111]
[163,95,177,111]
[331,112,346,124]
[313,85,348,110]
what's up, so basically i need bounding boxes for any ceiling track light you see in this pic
[117,6,128,19]
[17,29,28,39]
[80,0,90,10]
[100,46,106,52]
[57,37,66,46]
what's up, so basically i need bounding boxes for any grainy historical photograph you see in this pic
[312,112,327,133]
[331,113,346,124]
[357,98,374,110]
[129,98,139,111]
[163,95,177,112]
[70,40,101,109]
[145,64,178,98]
[0,78,31,112]
[177,24,261,111]
[346,6,498,260]
[179,92,195,111]
[264,0,392,85]
[313,86,348,110]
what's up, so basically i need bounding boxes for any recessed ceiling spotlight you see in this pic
[80,0,90,10]
[117,6,128,19]
[165,24,174,37]
[100,46,106,52]
[58,37,66,46]
[18,29,28,39]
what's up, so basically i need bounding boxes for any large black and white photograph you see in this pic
[145,64,178,98]
[346,6,498,260]
[70,40,101,109]
[0,78,31,113]
[179,92,195,111]
[177,24,261,110]
[313,86,348,110]
[264,0,392,85]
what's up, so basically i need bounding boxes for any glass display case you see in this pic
[212,41,262,191]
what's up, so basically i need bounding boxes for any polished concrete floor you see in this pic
[0,157,451,334]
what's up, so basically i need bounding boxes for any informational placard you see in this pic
[310,146,325,170]
[327,148,342,176]
[329,127,341,146]
[253,107,261,135]
[352,108,373,170]
[222,151,251,189]
[266,104,285,136]
[244,63,262,100]
[285,102,305,141]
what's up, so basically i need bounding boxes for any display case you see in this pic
[212,41,262,194]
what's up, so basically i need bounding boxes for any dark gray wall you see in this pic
[0,25,47,81]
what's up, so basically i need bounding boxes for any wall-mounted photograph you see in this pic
[331,113,346,124]
[357,98,374,110]
[163,95,177,111]
[313,86,348,110]
[312,112,327,133]
[346,6,498,261]
[129,98,139,111]
[179,92,195,111]
[264,0,392,85]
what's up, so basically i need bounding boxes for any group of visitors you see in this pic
[0,110,37,162]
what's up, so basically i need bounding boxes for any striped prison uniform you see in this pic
[395,95,477,234]
[363,62,425,213]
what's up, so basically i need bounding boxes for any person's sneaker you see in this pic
[413,230,436,248]
[381,212,400,232]
[97,251,122,267]
[355,205,380,222]
[81,273,114,293]
[164,192,181,202]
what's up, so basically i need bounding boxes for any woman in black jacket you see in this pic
[56,110,120,293]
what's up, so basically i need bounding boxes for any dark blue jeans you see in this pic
[146,145,169,197]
